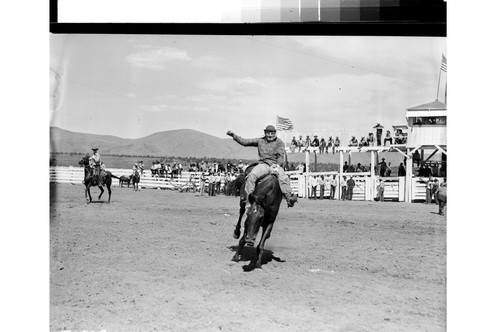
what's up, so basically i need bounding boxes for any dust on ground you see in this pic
[50,183,446,332]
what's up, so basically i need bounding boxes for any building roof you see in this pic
[393,125,409,130]
[407,99,446,111]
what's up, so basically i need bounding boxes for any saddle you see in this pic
[91,170,107,183]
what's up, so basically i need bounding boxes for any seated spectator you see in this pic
[367,133,375,146]
[356,163,363,172]
[359,137,368,147]
[384,130,393,146]
[394,129,407,144]
[309,135,320,154]
[297,135,305,152]
[334,137,341,152]
[319,138,326,154]
[311,135,319,147]
[348,136,358,147]
[304,135,311,150]
[326,136,333,154]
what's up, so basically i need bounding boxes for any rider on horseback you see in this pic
[89,147,103,186]
[226,125,298,208]
[132,163,140,176]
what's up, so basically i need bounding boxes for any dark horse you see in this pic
[119,175,131,187]
[79,156,120,203]
[232,164,282,268]
[436,184,447,216]
[131,169,140,191]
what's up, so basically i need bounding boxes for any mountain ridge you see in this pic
[50,127,258,160]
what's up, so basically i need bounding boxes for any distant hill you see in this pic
[50,127,257,160]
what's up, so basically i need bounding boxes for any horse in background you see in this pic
[232,164,283,268]
[79,155,120,203]
[436,182,447,216]
[119,175,132,187]
[131,169,140,191]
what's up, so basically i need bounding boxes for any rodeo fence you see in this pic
[50,166,439,203]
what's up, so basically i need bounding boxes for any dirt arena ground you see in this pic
[50,183,446,332]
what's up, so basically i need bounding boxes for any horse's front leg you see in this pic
[233,200,246,239]
[107,184,112,202]
[232,231,246,262]
[255,223,274,269]
[98,185,105,199]
[85,186,92,204]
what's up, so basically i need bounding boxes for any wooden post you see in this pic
[339,150,344,199]
[405,155,413,202]
[398,176,405,201]
[314,151,317,172]
[305,151,310,199]
[370,150,376,201]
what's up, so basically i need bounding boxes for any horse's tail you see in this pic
[108,172,121,179]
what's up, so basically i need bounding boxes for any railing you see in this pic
[49,166,437,202]
[411,177,445,201]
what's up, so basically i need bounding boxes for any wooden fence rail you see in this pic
[49,166,442,202]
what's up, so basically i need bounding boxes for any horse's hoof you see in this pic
[232,255,240,262]
[233,229,241,239]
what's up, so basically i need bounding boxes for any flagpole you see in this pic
[275,116,279,141]
[444,81,447,105]
[436,66,442,101]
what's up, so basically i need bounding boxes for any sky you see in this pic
[4,1,500,330]
[50,34,446,140]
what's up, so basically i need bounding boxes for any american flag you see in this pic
[440,54,447,73]
[276,116,293,131]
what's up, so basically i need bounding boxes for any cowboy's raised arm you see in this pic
[226,130,259,147]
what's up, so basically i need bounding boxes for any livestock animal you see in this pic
[130,169,140,191]
[232,164,282,268]
[119,175,132,187]
[436,184,447,216]
[79,156,120,203]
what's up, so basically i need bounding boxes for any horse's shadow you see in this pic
[228,245,286,272]
[430,211,445,216]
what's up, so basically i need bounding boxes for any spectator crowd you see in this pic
[288,127,408,154]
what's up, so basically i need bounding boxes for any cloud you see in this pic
[141,104,210,113]
[201,76,268,95]
[290,36,445,87]
[125,47,192,70]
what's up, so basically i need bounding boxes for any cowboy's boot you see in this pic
[284,193,298,207]
[240,190,249,206]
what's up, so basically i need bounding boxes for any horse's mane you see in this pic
[79,155,90,167]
